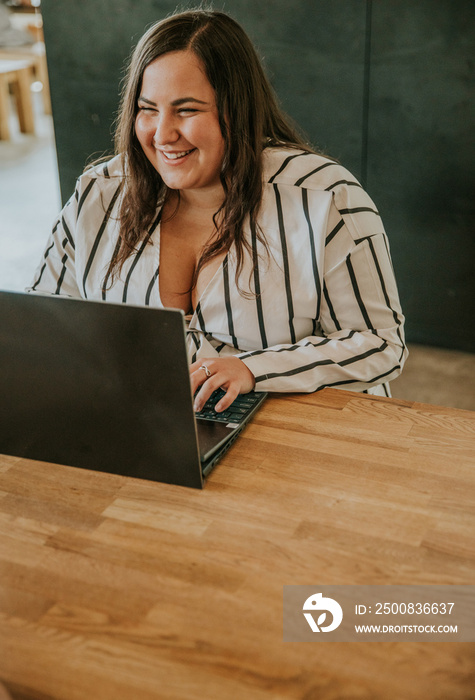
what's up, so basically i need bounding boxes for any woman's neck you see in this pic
[166,186,225,216]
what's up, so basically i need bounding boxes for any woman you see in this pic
[29,8,407,412]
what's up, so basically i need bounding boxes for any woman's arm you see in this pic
[238,229,407,393]
[27,184,82,297]
[189,178,407,409]
[193,230,406,411]
[27,161,123,299]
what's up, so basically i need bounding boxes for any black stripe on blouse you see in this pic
[324,180,362,192]
[294,161,337,187]
[273,184,296,344]
[365,236,405,351]
[222,255,239,349]
[122,210,162,303]
[253,340,388,383]
[268,150,310,183]
[82,182,122,298]
[339,206,380,216]
[325,219,345,245]
[380,234,405,363]
[55,253,69,294]
[187,330,201,364]
[145,266,159,306]
[195,302,206,333]
[302,188,322,321]
[77,179,95,218]
[240,330,357,360]
[324,364,401,391]
[322,371,395,391]
[250,224,268,349]
[61,215,75,251]
[346,255,374,330]
[323,280,342,331]
[31,241,55,290]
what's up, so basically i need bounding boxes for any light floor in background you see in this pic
[1,101,474,412]
[391,344,475,411]
[0,93,60,291]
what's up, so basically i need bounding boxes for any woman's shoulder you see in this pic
[81,154,124,183]
[70,154,125,204]
[262,147,362,192]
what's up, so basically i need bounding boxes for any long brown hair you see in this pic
[108,8,313,291]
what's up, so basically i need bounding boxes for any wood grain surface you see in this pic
[0,388,474,699]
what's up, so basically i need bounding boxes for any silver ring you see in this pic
[199,364,211,378]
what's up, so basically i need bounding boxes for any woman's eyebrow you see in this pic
[137,96,157,106]
[171,97,208,106]
[137,95,208,106]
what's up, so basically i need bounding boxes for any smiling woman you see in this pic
[27,8,407,412]
[134,50,229,328]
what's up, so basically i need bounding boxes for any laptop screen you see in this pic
[0,292,204,488]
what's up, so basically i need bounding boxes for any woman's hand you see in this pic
[190,356,256,412]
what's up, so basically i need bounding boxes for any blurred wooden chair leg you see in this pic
[12,65,35,134]
[0,59,35,139]
[0,72,11,140]
[0,44,51,116]
[34,44,51,115]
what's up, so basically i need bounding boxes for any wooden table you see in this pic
[0,389,474,699]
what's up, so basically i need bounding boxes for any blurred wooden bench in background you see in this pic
[0,56,35,140]
[0,42,51,116]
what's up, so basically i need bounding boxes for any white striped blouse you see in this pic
[29,147,407,396]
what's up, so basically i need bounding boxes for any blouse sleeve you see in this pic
[238,184,408,394]
[27,183,81,297]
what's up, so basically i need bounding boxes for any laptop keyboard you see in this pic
[195,388,263,424]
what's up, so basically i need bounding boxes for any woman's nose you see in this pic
[153,113,179,145]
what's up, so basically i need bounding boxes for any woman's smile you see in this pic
[160,148,196,160]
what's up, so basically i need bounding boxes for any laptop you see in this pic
[0,290,267,488]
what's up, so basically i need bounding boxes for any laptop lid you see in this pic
[0,291,208,488]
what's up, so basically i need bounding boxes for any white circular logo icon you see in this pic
[303,592,343,632]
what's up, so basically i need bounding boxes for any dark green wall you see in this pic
[367,1,475,352]
[41,0,475,352]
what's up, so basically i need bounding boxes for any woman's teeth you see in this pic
[163,149,193,160]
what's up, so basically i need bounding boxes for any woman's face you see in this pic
[135,50,225,199]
